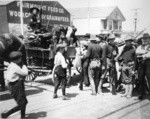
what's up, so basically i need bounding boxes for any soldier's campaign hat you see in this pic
[30,7,40,13]
[96,34,104,40]
[95,37,101,42]
[89,38,97,41]
[143,33,150,39]
[108,34,115,39]
[9,51,22,61]
[124,35,134,42]
[89,34,97,41]
[117,40,125,47]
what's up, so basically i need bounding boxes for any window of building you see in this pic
[102,20,107,29]
[118,21,122,30]
[108,20,113,30]
[113,20,119,30]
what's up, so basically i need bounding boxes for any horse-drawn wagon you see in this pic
[0,24,79,85]
[24,28,77,83]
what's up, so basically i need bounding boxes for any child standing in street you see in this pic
[52,44,69,100]
[1,51,28,118]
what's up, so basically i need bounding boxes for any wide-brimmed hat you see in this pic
[9,51,22,61]
[108,34,115,39]
[89,38,97,41]
[117,40,125,47]
[124,35,134,42]
[143,33,150,39]
[89,34,97,41]
[96,34,104,40]
[95,37,101,42]
[30,7,40,13]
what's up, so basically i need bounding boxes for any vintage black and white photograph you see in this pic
[0,0,150,119]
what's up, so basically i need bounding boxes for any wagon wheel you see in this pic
[25,70,38,82]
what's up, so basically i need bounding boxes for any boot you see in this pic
[79,83,83,90]
[62,95,70,100]
[1,106,20,118]
[1,113,8,118]
[112,85,116,95]
[53,93,58,99]
[116,85,121,92]
[138,95,143,100]
[21,107,26,118]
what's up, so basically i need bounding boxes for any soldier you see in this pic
[115,35,137,98]
[84,36,106,95]
[1,51,28,118]
[107,34,118,95]
[97,34,108,95]
[81,33,91,87]
[136,33,150,100]
[28,7,41,31]
[79,40,89,90]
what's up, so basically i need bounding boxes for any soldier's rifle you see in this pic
[134,25,150,40]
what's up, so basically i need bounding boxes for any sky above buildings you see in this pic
[57,0,150,33]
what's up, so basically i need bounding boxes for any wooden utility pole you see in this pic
[132,8,141,32]
[87,1,90,33]
[20,0,24,35]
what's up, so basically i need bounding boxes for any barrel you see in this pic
[66,46,76,59]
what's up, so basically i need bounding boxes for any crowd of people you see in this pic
[1,30,150,119]
[51,31,150,103]
[0,6,150,119]
[74,33,150,99]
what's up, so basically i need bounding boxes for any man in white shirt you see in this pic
[53,44,69,100]
[1,51,28,118]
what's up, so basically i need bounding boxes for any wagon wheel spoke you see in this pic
[30,72,35,80]
[31,72,38,81]
[25,71,38,82]
[25,75,29,82]
[76,67,82,74]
